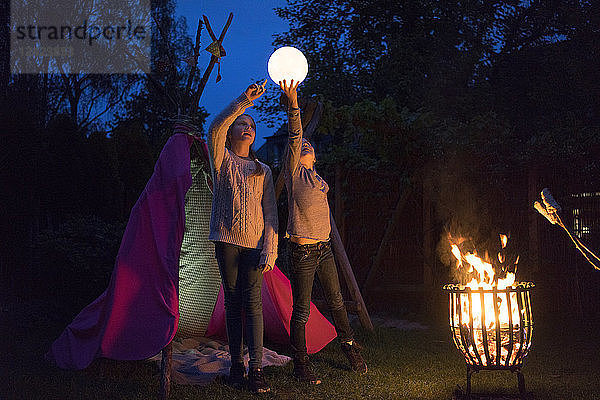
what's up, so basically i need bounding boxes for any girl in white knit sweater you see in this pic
[207,81,278,394]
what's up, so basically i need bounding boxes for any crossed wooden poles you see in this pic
[146,12,233,118]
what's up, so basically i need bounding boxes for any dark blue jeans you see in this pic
[288,240,354,357]
[214,241,263,370]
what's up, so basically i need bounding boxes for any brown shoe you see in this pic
[341,341,367,374]
[227,361,246,389]
[293,355,322,385]
[248,368,271,394]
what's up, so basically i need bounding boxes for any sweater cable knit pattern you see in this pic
[207,94,278,268]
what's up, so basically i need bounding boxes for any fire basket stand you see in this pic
[443,282,534,398]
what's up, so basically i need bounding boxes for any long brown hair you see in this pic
[226,114,263,176]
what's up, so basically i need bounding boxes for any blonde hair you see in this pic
[226,114,263,176]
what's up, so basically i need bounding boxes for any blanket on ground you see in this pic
[148,337,291,385]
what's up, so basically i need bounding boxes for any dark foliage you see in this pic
[268,0,600,318]
[27,215,125,311]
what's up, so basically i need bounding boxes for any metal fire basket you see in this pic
[443,282,534,397]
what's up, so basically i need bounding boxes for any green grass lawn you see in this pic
[2,295,600,400]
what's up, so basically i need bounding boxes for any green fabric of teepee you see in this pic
[177,158,221,338]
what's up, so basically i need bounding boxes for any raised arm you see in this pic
[279,80,303,177]
[207,80,267,175]
[260,165,278,271]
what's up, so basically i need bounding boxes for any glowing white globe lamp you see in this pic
[267,46,308,85]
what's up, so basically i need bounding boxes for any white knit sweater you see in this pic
[207,94,278,268]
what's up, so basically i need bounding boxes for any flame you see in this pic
[449,234,526,365]
[451,244,462,267]
[500,234,508,248]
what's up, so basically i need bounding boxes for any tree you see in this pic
[115,1,213,157]
[0,1,9,100]
[111,120,155,217]
[270,0,599,173]
[274,1,505,109]
[267,1,600,306]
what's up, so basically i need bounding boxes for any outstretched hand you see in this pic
[245,79,267,102]
[279,79,299,109]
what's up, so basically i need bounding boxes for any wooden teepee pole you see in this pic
[155,14,234,400]
[159,342,172,400]
[329,211,374,331]
[190,13,233,118]
[182,18,204,112]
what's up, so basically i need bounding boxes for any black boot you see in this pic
[227,361,246,389]
[341,341,367,374]
[248,367,271,394]
[293,354,321,385]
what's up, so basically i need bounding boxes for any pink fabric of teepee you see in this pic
[207,265,337,354]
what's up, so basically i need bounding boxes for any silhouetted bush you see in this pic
[27,215,125,311]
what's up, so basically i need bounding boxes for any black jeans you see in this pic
[288,240,353,357]
[214,241,264,370]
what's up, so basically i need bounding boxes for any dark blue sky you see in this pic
[176,1,290,148]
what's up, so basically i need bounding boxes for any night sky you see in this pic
[176,0,289,148]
